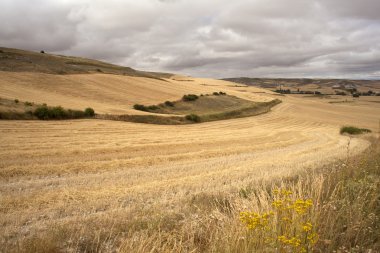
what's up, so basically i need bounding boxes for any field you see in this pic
[1,55,380,251]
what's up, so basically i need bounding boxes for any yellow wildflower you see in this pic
[240,211,273,230]
[302,222,313,232]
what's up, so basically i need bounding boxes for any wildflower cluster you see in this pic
[240,188,318,252]
[239,211,273,230]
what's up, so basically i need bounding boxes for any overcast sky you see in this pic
[1,0,380,79]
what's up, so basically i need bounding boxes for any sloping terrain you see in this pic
[1,48,380,251]
[223,77,380,94]
[0,72,272,114]
[0,47,171,79]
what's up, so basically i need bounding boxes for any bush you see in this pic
[340,126,371,135]
[147,105,159,110]
[213,92,220,96]
[68,109,85,119]
[164,101,174,107]
[33,105,51,120]
[182,94,199,101]
[14,99,19,104]
[40,50,45,54]
[84,107,95,117]
[219,91,226,95]
[33,105,92,120]
[24,101,33,106]
[134,104,160,111]
[134,104,148,111]
[185,114,201,123]
[49,106,67,119]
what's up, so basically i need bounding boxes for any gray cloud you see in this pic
[0,0,379,79]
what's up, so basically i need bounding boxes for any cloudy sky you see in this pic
[1,0,380,79]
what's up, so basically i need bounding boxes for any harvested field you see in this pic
[1,71,380,251]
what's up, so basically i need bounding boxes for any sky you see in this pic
[1,0,380,79]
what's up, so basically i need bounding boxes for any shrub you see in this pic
[352,93,360,98]
[219,91,226,95]
[49,106,67,119]
[164,101,174,107]
[34,105,68,120]
[33,105,50,120]
[24,101,33,106]
[340,126,371,135]
[133,104,148,111]
[14,99,19,104]
[185,114,201,123]
[182,94,199,101]
[84,107,95,117]
[147,105,159,110]
[67,109,85,119]
[213,92,220,96]
[40,50,45,54]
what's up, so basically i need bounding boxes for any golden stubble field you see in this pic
[0,71,379,251]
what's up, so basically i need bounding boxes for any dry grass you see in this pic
[1,71,380,252]
[0,47,170,79]
[102,95,281,124]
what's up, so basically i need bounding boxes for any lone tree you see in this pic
[40,50,45,54]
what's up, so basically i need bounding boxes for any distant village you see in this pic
[274,83,380,97]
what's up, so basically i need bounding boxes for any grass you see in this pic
[340,126,372,135]
[0,46,172,79]
[7,137,380,252]
[0,97,95,120]
[119,140,380,252]
[130,93,281,124]
[99,114,189,125]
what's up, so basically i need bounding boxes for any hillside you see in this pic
[0,48,273,115]
[223,77,380,94]
[1,47,380,252]
[0,47,171,79]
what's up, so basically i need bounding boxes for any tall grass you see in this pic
[14,139,380,252]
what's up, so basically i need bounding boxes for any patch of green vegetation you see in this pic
[340,126,371,135]
[213,91,227,96]
[164,101,174,107]
[182,94,199,101]
[33,105,96,120]
[329,100,354,104]
[0,98,96,120]
[121,94,282,125]
[84,107,95,117]
[133,104,160,112]
[0,111,34,120]
[200,99,281,122]
[100,114,188,125]
[185,114,201,123]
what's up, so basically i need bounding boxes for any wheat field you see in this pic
[0,72,379,251]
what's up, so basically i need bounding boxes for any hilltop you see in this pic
[0,47,171,79]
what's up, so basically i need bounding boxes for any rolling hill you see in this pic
[1,47,380,252]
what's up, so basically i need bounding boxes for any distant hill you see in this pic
[0,47,172,79]
[222,77,380,91]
